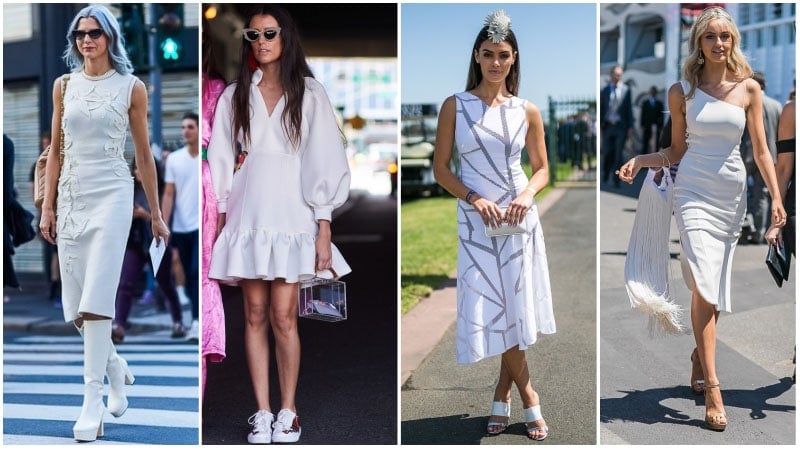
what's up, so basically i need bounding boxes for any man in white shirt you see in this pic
[162,112,200,340]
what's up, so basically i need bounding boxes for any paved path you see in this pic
[401,186,597,445]
[599,179,795,445]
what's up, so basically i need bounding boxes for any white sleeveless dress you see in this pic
[57,69,136,322]
[453,92,556,365]
[674,80,747,312]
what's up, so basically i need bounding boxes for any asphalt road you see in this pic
[401,187,597,445]
[599,179,796,445]
[202,191,398,445]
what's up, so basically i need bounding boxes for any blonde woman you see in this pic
[619,7,786,431]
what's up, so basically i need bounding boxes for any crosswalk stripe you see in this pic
[4,343,198,352]
[3,403,198,428]
[3,382,199,398]
[4,364,198,378]
[4,352,198,363]
[4,434,135,445]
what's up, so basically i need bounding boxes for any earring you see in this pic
[697,54,705,65]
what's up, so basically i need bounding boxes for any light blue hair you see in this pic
[63,4,134,75]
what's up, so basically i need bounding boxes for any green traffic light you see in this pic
[161,37,179,60]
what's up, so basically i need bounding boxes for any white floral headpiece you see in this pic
[484,9,512,44]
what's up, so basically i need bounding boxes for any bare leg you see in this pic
[501,348,547,439]
[269,279,300,412]
[241,279,271,412]
[690,289,726,428]
[487,358,513,433]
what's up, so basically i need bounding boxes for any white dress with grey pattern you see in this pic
[454,91,556,365]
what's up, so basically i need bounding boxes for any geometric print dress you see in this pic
[453,91,556,364]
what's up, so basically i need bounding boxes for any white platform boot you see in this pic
[73,320,111,442]
[74,322,135,417]
[106,342,135,417]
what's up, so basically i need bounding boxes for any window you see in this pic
[772,3,783,20]
[3,4,33,42]
[789,23,795,44]
[741,31,750,49]
[740,4,751,26]
[772,26,780,47]
[754,3,766,22]
[756,28,764,48]
[600,29,619,64]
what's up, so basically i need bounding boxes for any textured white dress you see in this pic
[57,69,136,321]
[208,71,351,284]
[674,80,747,312]
[454,92,556,365]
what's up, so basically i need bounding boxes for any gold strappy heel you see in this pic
[704,384,727,431]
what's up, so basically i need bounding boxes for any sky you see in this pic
[401,3,597,114]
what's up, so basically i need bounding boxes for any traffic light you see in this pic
[156,4,184,68]
[119,3,147,71]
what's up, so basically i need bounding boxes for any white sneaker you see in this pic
[247,410,273,444]
[271,408,301,443]
[186,320,199,342]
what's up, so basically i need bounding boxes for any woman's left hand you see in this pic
[315,232,332,272]
[151,215,171,247]
[771,203,787,228]
[506,190,535,226]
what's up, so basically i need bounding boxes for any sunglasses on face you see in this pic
[72,28,104,41]
[242,27,282,42]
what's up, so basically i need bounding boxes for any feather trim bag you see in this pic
[624,167,685,335]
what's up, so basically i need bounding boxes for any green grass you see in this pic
[400,196,458,314]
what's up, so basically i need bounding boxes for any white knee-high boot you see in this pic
[73,320,111,441]
[74,322,135,417]
[106,343,135,417]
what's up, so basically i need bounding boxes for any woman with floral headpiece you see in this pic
[207,5,351,444]
[618,7,786,431]
[433,9,555,441]
[37,4,170,442]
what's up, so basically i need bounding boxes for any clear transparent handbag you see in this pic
[298,269,347,322]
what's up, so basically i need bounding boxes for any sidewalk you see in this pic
[400,184,597,445]
[599,178,795,445]
[3,272,182,336]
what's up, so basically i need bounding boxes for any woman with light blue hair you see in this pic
[38,4,170,442]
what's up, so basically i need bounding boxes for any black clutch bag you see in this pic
[766,242,791,287]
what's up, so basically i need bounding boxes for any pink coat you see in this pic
[202,76,227,366]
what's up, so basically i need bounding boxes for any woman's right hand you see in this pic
[39,208,57,245]
[472,197,503,229]
[617,156,641,184]
[151,215,171,247]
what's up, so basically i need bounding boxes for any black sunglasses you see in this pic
[243,27,282,42]
[72,28,104,41]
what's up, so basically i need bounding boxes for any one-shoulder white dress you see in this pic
[674,80,748,312]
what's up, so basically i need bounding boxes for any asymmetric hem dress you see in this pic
[58,69,136,322]
[453,92,556,365]
[208,71,351,285]
[674,80,748,313]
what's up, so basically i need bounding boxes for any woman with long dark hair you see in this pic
[619,7,786,431]
[432,10,555,441]
[38,4,169,442]
[207,5,351,444]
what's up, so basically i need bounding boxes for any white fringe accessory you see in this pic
[624,167,686,336]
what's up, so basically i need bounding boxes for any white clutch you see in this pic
[484,207,528,237]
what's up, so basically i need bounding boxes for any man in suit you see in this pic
[639,86,664,154]
[741,71,784,244]
[600,65,633,187]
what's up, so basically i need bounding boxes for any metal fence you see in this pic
[546,96,597,183]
